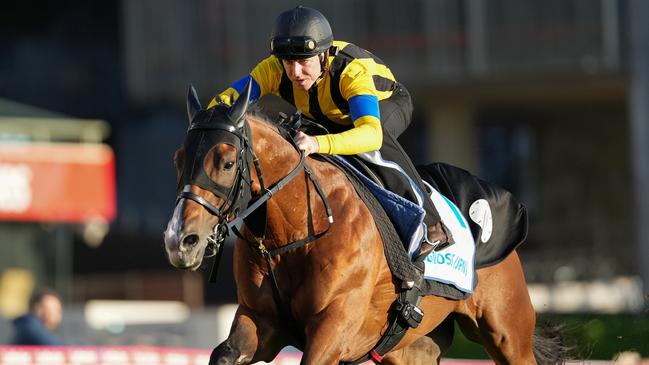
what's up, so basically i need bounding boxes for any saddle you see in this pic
[282,111,527,286]
[316,156,529,295]
[280,113,529,364]
[316,154,471,298]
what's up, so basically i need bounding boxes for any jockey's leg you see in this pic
[378,83,413,139]
[372,86,453,258]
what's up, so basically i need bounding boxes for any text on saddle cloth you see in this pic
[333,155,476,294]
[419,181,476,293]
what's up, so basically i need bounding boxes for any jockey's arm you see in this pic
[208,75,259,108]
[315,94,383,155]
[314,64,384,155]
[208,56,282,108]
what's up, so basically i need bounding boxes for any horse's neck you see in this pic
[248,117,312,244]
[248,117,302,188]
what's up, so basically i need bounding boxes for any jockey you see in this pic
[210,6,453,259]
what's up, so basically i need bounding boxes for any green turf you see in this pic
[442,313,649,360]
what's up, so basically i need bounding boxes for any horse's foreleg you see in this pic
[299,298,379,365]
[210,339,241,365]
[299,316,345,365]
[382,335,442,365]
[209,306,283,365]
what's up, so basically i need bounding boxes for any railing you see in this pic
[0,346,466,365]
[0,346,624,365]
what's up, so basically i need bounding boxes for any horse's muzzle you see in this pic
[163,242,204,271]
[164,230,205,267]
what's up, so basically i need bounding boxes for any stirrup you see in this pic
[426,237,455,252]
[433,240,454,251]
[424,221,455,251]
[423,236,442,248]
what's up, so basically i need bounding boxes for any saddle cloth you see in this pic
[324,156,529,299]
[417,163,528,270]
[333,156,476,293]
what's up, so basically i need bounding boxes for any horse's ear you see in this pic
[187,84,202,123]
[228,78,252,128]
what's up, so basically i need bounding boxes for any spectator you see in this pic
[9,288,64,345]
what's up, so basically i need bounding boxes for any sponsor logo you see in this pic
[0,163,33,213]
[425,250,468,277]
[469,199,493,243]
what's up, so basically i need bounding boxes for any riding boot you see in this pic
[414,222,454,262]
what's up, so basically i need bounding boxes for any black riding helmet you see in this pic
[270,6,333,60]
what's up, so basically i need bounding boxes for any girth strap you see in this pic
[342,278,425,364]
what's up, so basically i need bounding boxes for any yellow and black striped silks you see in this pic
[210,41,399,155]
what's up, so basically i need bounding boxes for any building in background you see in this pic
[118,0,648,310]
[0,98,115,341]
[0,0,647,323]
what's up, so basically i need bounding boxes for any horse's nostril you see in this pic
[182,234,199,247]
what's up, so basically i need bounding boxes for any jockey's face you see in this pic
[281,54,323,91]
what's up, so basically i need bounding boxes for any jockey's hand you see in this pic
[294,131,319,156]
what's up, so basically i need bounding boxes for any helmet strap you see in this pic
[319,50,329,77]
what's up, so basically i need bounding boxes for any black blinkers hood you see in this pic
[178,104,253,216]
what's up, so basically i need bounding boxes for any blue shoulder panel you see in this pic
[231,75,261,102]
[349,94,380,121]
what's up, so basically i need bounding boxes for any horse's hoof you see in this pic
[209,341,240,365]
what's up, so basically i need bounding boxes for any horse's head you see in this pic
[164,81,253,270]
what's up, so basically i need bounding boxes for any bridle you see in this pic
[176,116,255,258]
[174,83,425,365]
[176,82,333,297]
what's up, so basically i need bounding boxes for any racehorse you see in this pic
[163,82,566,365]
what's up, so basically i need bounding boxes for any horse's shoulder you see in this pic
[309,156,351,185]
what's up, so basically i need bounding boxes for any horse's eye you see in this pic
[224,161,235,170]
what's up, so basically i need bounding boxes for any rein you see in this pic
[229,150,333,326]
[227,124,334,319]
[179,104,424,363]
[181,114,334,317]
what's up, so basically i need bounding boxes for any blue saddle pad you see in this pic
[333,156,425,248]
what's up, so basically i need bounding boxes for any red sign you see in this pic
[0,143,116,223]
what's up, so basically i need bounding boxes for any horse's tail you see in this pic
[532,322,569,365]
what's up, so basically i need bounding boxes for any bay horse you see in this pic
[163,82,565,365]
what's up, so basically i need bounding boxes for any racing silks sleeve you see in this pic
[208,56,283,108]
[314,97,382,155]
[314,61,383,155]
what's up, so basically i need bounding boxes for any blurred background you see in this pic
[1,0,648,361]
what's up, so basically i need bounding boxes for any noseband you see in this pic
[177,117,255,257]
[178,112,333,279]
[176,106,337,345]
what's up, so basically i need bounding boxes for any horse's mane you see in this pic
[245,104,275,125]
[245,106,292,139]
